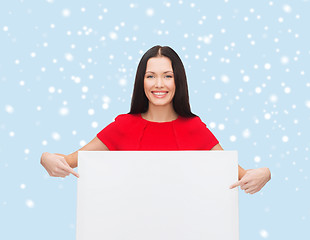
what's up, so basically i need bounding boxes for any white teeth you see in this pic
[153,92,167,95]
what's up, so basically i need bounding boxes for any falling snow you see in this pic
[146,8,154,16]
[48,86,55,93]
[242,129,251,138]
[88,109,95,115]
[109,32,118,40]
[1,1,309,239]
[221,75,230,83]
[283,4,292,13]
[260,229,269,238]
[59,107,69,116]
[230,135,237,142]
[269,94,278,103]
[91,121,98,128]
[282,136,289,143]
[264,63,271,70]
[5,105,14,114]
[281,56,289,64]
[52,132,61,141]
[243,75,250,82]
[254,156,261,163]
[62,8,71,17]
[214,93,222,100]
[65,53,74,61]
[119,78,127,86]
[25,199,35,208]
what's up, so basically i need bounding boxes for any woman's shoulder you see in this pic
[176,115,208,131]
[114,113,141,122]
[178,115,204,124]
[112,113,143,130]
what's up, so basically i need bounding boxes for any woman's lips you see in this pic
[151,91,168,98]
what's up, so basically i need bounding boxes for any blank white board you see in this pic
[76,151,239,240]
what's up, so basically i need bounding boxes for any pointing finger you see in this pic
[230,180,241,189]
[58,157,79,178]
[64,166,80,178]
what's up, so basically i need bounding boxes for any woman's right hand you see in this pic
[40,152,79,178]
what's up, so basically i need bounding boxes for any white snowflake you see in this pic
[283,4,292,13]
[214,93,222,100]
[230,135,237,142]
[62,9,71,17]
[59,107,69,116]
[281,56,289,64]
[80,140,86,146]
[260,229,269,238]
[282,136,289,143]
[242,129,251,138]
[92,122,98,128]
[52,132,61,141]
[48,86,55,93]
[264,63,271,70]
[65,53,74,61]
[88,109,95,116]
[109,32,118,40]
[243,75,250,82]
[119,78,127,86]
[254,156,261,163]
[5,105,14,114]
[221,75,230,83]
[146,8,154,17]
[26,199,35,208]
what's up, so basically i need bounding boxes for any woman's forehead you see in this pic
[146,57,173,72]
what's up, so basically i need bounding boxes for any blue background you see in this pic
[0,0,309,239]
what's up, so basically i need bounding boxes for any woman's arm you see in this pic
[55,136,109,168]
[211,143,271,194]
[41,136,109,178]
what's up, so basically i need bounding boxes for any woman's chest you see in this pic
[138,124,179,150]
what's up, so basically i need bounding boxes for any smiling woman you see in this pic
[143,57,176,121]
[129,46,196,119]
[40,45,271,195]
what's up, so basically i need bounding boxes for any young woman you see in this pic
[41,45,271,194]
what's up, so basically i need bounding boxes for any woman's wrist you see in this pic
[265,167,271,180]
[54,153,66,158]
[41,152,49,162]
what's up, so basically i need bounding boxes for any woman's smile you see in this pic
[151,91,169,98]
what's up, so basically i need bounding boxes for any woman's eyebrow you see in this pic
[145,71,174,74]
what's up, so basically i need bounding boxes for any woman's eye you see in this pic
[146,75,172,78]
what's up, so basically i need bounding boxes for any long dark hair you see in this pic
[128,45,196,118]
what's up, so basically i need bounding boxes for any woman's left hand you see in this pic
[230,167,271,194]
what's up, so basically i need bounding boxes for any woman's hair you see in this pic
[128,45,197,118]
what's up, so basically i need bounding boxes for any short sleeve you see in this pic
[96,113,145,150]
[196,118,219,149]
[96,114,128,150]
[174,116,219,150]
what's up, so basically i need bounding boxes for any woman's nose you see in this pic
[155,77,164,87]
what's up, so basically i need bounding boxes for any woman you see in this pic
[41,45,271,194]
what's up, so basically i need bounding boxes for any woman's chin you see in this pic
[148,100,173,107]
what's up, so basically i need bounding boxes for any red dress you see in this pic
[97,113,219,151]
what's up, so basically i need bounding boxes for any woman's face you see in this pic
[144,56,175,108]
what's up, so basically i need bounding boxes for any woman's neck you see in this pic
[142,104,178,122]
